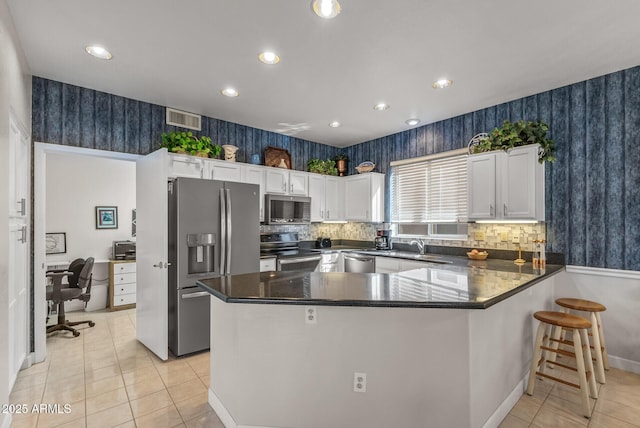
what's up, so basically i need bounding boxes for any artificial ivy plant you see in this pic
[473,120,556,163]
[307,158,338,175]
[160,131,222,158]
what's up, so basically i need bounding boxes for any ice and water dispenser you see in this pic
[186,233,216,274]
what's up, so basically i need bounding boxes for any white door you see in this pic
[467,153,498,220]
[8,117,29,389]
[208,159,243,182]
[136,149,169,360]
[308,174,325,221]
[265,169,288,194]
[345,175,370,221]
[289,171,308,195]
[503,145,538,219]
[324,176,340,220]
[244,166,266,221]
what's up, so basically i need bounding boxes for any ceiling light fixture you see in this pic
[312,0,341,19]
[258,51,280,65]
[373,103,389,111]
[221,88,239,97]
[85,45,112,60]
[329,121,341,128]
[405,118,421,126]
[432,79,452,89]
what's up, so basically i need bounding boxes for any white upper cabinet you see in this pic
[344,173,385,222]
[265,169,308,196]
[308,174,326,222]
[204,158,243,182]
[168,154,204,178]
[243,165,266,222]
[467,144,545,221]
[324,176,342,221]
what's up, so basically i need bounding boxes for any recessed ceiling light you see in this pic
[432,79,452,89]
[221,88,239,97]
[405,118,421,126]
[258,51,280,65]
[373,103,389,111]
[312,0,341,19]
[85,45,112,60]
[329,121,341,128]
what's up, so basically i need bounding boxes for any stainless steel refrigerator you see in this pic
[168,177,259,356]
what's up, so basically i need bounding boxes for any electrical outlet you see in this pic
[512,236,520,244]
[353,372,367,392]
[305,306,317,324]
[500,232,509,242]
[474,231,485,241]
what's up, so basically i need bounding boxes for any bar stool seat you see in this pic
[556,298,608,384]
[527,311,598,418]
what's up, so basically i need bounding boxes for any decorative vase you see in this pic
[250,154,261,165]
[222,144,238,162]
[336,159,348,176]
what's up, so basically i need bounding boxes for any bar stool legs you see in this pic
[527,311,597,419]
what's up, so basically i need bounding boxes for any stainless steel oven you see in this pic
[260,232,322,272]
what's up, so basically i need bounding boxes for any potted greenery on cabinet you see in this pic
[334,153,349,176]
[307,158,338,175]
[161,131,222,158]
[472,120,556,163]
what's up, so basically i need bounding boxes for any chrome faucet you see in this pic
[410,239,426,255]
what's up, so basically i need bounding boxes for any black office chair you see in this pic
[46,257,96,337]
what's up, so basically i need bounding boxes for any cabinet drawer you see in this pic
[113,293,136,306]
[113,272,136,285]
[114,283,136,296]
[113,263,136,274]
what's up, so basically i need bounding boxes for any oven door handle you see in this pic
[278,255,323,265]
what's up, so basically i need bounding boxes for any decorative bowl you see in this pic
[467,251,488,260]
[355,161,375,173]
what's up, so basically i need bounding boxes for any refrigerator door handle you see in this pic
[220,187,227,275]
[181,291,210,299]
[225,188,232,275]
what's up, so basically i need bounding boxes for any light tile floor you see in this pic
[9,309,640,427]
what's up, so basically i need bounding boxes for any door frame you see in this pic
[33,143,140,362]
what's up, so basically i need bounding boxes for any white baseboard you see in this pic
[609,354,640,374]
[482,376,526,428]
[207,389,276,428]
[1,413,13,428]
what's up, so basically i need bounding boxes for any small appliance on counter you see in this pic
[375,229,392,250]
[112,240,136,260]
[316,237,332,248]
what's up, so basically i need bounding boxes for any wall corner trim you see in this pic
[565,265,640,280]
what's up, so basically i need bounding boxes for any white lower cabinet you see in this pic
[344,173,385,222]
[110,260,136,310]
[375,257,399,273]
[260,257,276,272]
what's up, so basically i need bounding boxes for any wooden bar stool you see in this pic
[554,298,608,384]
[527,311,598,418]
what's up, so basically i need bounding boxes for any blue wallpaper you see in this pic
[31,77,339,171]
[32,66,640,271]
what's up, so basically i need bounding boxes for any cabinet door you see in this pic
[467,153,498,220]
[324,176,341,220]
[244,166,266,221]
[308,174,326,221]
[208,159,243,182]
[265,169,288,194]
[345,175,371,221]
[289,171,308,195]
[503,145,539,219]
[375,257,399,273]
[168,154,204,178]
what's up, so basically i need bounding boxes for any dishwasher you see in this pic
[344,253,375,273]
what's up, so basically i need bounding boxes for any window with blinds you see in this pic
[390,150,468,224]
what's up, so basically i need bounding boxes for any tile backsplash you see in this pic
[260,222,546,251]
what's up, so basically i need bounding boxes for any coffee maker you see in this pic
[375,229,392,250]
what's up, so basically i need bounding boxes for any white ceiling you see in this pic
[7,0,640,148]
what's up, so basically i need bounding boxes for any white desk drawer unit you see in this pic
[109,260,136,310]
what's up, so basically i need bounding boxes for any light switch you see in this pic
[500,232,509,242]
[474,231,485,241]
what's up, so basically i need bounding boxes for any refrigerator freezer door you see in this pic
[175,287,211,355]
[224,181,260,275]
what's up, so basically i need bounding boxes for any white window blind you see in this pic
[390,151,468,223]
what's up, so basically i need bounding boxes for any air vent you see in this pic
[166,108,202,131]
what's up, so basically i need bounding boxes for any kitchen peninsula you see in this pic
[197,260,564,428]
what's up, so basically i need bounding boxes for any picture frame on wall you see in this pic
[45,232,66,254]
[96,206,118,229]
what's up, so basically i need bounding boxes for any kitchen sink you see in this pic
[354,250,452,264]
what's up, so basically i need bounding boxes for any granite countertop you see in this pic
[197,259,564,309]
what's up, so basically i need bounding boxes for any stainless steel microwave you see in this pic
[264,194,311,224]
